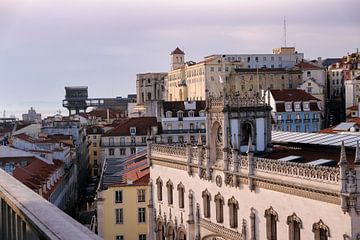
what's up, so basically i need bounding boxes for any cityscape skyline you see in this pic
[0,0,359,118]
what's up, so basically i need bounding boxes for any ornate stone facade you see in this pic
[148,92,360,240]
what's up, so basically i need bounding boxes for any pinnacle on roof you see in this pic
[171,47,184,55]
[338,141,347,166]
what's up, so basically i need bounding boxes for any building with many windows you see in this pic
[166,47,304,102]
[161,100,206,144]
[148,89,360,240]
[266,89,322,132]
[101,117,161,161]
[97,151,149,240]
[86,125,104,177]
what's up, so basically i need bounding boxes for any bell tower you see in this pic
[170,47,185,70]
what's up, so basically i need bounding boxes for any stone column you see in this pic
[195,203,201,240]
[187,190,195,240]
[223,111,229,171]
[250,208,256,240]
[338,141,348,212]
[247,136,255,191]
[148,179,155,240]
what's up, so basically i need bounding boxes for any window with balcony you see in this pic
[120,148,125,155]
[188,111,194,118]
[131,148,136,154]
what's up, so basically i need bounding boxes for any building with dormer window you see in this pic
[101,117,161,160]
[266,89,322,132]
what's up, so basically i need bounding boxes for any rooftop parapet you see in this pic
[0,168,102,240]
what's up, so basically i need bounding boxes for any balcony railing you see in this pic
[312,118,320,122]
[304,119,311,123]
[162,129,206,134]
[0,168,102,240]
[101,142,147,147]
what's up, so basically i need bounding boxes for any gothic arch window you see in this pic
[214,193,224,223]
[264,206,278,240]
[177,226,186,240]
[202,189,211,218]
[177,182,185,209]
[156,177,163,201]
[228,196,239,228]
[166,180,174,205]
[312,220,330,240]
[287,213,302,240]
[241,122,253,145]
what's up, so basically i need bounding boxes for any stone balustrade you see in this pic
[0,168,102,240]
[151,144,340,185]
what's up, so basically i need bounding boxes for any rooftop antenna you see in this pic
[283,16,287,47]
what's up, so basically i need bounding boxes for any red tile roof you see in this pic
[171,47,184,55]
[271,89,320,102]
[103,117,161,136]
[347,105,358,111]
[295,61,323,70]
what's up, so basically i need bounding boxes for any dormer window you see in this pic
[177,111,184,121]
[294,102,301,111]
[303,102,310,111]
[130,127,136,135]
[188,111,194,118]
[166,111,172,118]
[285,102,292,112]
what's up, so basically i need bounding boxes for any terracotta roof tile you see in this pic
[271,89,320,101]
[103,117,161,136]
[295,61,323,70]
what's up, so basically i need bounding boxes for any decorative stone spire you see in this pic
[338,141,347,166]
[247,136,254,153]
[354,140,360,165]
[197,130,203,146]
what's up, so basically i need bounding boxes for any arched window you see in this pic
[287,213,302,240]
[202,189,211,218]
[166,180,173,205]
[264,207,278,240]
[312,220,330,240]
[156,177,163,201]
[214,193,224,223]
[228,196,239,228]
[148,92,152,100]
[241,122,252,145]
[177,182,185,209]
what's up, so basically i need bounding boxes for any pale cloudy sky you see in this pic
[0,0,359,117]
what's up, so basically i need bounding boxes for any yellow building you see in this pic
[86,125,103,177]
[97,151,149,240]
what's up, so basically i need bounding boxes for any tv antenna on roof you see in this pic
[283,16,287,47]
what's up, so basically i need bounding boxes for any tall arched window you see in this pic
[228,196,239,228]
[264,206,278,240]
[214,193,224,223]
[287,213,302,240]
[166,180,173,205]
[312,220,330,240]
[177,182,185,209]
[177,228,186,240]
[156,177,163,201]
[166,223,175,240]
[202,189,211,218]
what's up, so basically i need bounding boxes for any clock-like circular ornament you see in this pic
[216,175,222,187]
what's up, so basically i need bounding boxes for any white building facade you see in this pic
[148,92,360,240]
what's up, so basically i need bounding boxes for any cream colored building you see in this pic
[226,68,303,95]
[166,47,304,101]
[86,125,103,176]
[136,72,167,105]
[148,89,360,239]
[98,175,149,240]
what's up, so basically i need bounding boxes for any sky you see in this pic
[0,0,359,118]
